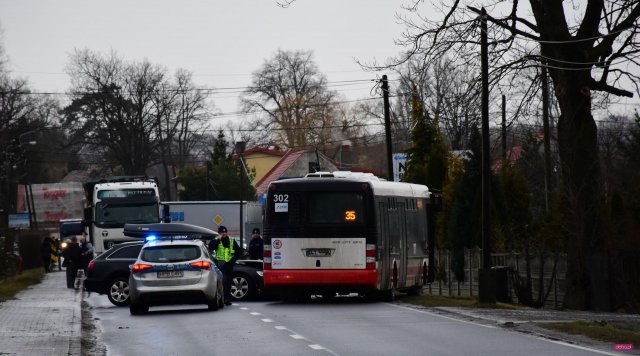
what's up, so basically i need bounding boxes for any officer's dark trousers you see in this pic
[41,255,51,273]
[218,262,234,302]
[66,262,79,288]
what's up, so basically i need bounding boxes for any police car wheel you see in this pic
[129,302,148,315]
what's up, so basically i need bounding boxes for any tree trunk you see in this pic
[552,70,610,311]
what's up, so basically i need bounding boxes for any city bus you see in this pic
[263,171,439,301]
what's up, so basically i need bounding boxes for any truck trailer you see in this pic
[163,201,263,248]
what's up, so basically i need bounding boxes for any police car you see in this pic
[124,223,224,315]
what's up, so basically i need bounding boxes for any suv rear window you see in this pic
[108,245,143,259]
[141,245,201,262]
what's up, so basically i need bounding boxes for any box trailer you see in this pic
[164,201,263,248]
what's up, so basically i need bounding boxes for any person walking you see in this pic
[79,236,94,276]
[62,236,82,289]
[39,237,54,273]
[208,226,243,305]
[248,228,264,260]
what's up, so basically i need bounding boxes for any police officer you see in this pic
[248,228,263,260]
[208,226,243,305]
[62,236,82,289]
[40,237,54,273]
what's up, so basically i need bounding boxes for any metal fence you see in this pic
[426,248,567,309]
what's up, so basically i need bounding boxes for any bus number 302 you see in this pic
[273,194,289,203]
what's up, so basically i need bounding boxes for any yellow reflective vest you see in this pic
[215,238,235,262]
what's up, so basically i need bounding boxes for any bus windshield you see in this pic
[95,202,159,227]
[308,192,365,224]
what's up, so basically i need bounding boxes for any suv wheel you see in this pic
[108,277,130,306]
[231,273,255,301]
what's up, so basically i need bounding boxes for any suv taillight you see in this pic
[88,261,95,271]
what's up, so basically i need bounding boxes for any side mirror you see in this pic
[83,207,92,223]
[162,203,171,223]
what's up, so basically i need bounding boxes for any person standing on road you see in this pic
[208,226,243,305]
[39,237,54,273]
[248,228,263,260]
[79,236,94,276]
[62,236,82,289]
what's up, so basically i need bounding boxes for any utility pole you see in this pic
[479,7,496,304]
[502,95,507,164]
[235,141,246,249]
[382,75,393,181]
[542,67,552,211]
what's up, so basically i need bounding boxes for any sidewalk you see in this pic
[0,270,83,356]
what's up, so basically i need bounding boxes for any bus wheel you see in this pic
[381,264,398,302]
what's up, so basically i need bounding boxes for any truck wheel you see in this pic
[108,277,130,306]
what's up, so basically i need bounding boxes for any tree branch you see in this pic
[468,6,540,41]
[589,78,634,97]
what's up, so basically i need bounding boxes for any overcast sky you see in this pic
[0,0,408,123]
[1,1,638,125]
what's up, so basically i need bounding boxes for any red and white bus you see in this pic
[263,171,439,301]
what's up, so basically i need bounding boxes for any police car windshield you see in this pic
[141,245,201,263]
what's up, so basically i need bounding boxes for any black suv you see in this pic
[84,241,144,306]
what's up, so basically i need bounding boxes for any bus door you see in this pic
[387,203,405,288]
[378,201,390,287]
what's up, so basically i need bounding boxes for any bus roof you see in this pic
[271,171,430,198]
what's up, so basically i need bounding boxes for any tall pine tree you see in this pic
[403,86,448,191]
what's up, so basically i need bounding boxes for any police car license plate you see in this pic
[158,271,183,278]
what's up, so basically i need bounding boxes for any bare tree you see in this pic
[241,49,339,149]
[388,1,640,311]
[63,50,213,182]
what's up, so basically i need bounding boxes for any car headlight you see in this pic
[256,271,263,277]
[61,242,68,249]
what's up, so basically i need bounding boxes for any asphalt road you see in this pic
[84,294,625,356]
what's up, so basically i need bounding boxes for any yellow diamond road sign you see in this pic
[213,215,223,225]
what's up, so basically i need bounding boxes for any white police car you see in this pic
[124,223,224,315]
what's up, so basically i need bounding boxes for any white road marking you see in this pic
[393,303,626,355]
[261,318,274,323]
[389,303,495,329]
[250,312,261,316]
[274,326,287,330]
[536,337,626,355]
[308,344,325,350]
[290,334,306,340]
[240,307,249,310]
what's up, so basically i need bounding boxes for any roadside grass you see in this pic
[0,269,45,302]
[397,293,524,310]
[539,320,640,345]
